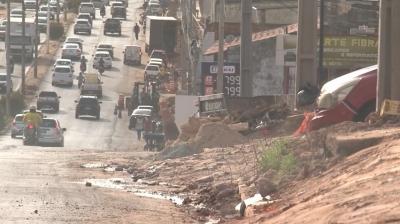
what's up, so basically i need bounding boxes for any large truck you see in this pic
[9,17,38,61]
[145,16,178,53]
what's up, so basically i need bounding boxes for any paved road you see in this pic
[0,0,193,223]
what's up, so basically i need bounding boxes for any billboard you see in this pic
[323,36,378,68]
[201,62,240,97]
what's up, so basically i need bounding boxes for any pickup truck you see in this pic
[81,73,103,98]
[36,91,61,113]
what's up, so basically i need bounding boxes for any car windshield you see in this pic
[56,60,71,66]
[77,20,88,24]
[55,67,71,73]
[65,44,78,49]
[40,119,57,128]
[98,45,112,49]
[146,66,159,71]
[96,53,109,58]
[106,19,119,25]
[79,98,97,105]
[38,18,47,23]
[0,75,6,81]
[38,12,47,17]
[39,91,57,97]
[15,115,24,122]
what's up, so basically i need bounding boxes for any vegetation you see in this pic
[49,22,64,40]
[0,92,26,129]
[259,138,297,175]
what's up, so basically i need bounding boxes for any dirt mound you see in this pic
[194,122,246,149]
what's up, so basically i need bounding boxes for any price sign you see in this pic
[201,62,240,97]
[223,74,240,97]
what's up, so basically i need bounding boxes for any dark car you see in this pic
[75,95,101,120]
[112,6,126,20]
[36,91,61,112]
[104,18,121,36]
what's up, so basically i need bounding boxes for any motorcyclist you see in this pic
[80,56,87,73]
[77,72,84,88]
[98,57,105,75]
[100,5,106,17]
[23,106,43,140]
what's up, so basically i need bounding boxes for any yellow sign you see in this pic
[380,99,400,116]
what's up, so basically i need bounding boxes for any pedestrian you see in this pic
[133,23,140,40]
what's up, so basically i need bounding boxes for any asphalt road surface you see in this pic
[0,0,194,223]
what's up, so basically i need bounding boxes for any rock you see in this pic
[115,166,124,172]
[182,197,192,205]
[256,177,277,198]
[187,182,198,190]
[85,182,92,187]
[195,175,214,184]
[216,188,237,200]
[126,167,135,174]
[196,207,211,216]
[213,182,236,192]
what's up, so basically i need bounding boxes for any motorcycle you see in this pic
[100,8,105,18]
[23,124,37,145]
[77,73,84,88]
[98,64,105,76]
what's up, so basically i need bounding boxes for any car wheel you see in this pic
[59,140,64,147]
[55,105,59,113]
[51,82,55,86]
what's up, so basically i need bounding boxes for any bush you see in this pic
[259,139,297,175]
[49,22,64,40]
[67,0,81,13]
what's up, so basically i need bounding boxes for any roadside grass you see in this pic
[0,92,26,129]
[259,138,297,176]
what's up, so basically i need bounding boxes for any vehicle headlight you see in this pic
[317,83,358,109]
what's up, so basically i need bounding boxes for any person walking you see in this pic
[133,23,140,40]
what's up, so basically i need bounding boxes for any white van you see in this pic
[123,45,142,65]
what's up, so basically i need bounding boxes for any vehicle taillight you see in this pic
[27,124,34,129]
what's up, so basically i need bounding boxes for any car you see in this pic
[81,73,103,97]
[112,6,126,19]
[10,8,24,18]
[103,18,121,36]
[150,49,167,64]
[49,0,64,10]
[37,118,66,147]
[39,6,55,20]
[144,64,160,82]
[61,43,82,60]
[309,65,377,131]
[0,19,6,40]
[75,95,101,120]
[96,43,114,58]
[93,51,112,69]
[116,0,128,7]
[36,91,61,112]
[137,105,153,111]
[111,1,124,13]
[123,45,142,65]
[24,0,37,10]
[11,114,25,138]
[74,19,92,35]
[64,37,84,51]
[0,73,12,94]
[52,65,74,86]
[77,13,93,27]
[146,3,163,16]
[37,16,48,33]
[92,0,105,8]
[79,2,96,19]
[54,58,74,72]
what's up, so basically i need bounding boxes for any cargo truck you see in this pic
[9,17,38,61]
[145,16,178,53]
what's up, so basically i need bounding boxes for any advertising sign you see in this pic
[201,62,240,97]
[323,36,378,68]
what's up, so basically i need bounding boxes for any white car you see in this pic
[10,9,24,18]
[64,37,84,51]
[144,64,160,81]
[54,59,74,72]
[37,118,66,147]
[93,51,112,69]
[24,0,37,9]
[52,65,73,86]
[39,6,55,20]
[61,43,82,60]
[96,43,114,58]
[79,2,96,19]
[11,114,25,138]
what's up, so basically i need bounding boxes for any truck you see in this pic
[145,16,178,53]
[9,17,38,61]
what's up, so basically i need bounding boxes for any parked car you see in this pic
[93,51,112,69]
[112,6,126,19]
[75,95,101,120]
[11,114,25,138]
[39,5,55,20]
[37,118,66,147]
[144,64,160,82]
[52,65,74,87]
[103,18,121,36]
[123,45,142,65]
[79,2,96,19]
[77,13,93,27]
[54,58,74,72]
[0,73,12,94]
[309,65,377,131]
[24,0,37,10]
[10,8,24,18]
[96,43,114,58]
[36,91,61,112]
[37,16,48,33]
[61,43,82,60]
[64,37,84,51]
[74,19,92,35]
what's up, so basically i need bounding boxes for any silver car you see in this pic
[61,43,82,60]
[11,114,25,138]
[37,118,66,147]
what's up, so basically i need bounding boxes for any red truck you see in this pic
[309,65,377,130]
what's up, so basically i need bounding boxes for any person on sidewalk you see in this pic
[133,23,140,40]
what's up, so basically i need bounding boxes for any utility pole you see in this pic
[240,0,252,97]
[295,0,318,107]
[318,0,325,86]
[217,0,225,93]
[5,0,11,115]
[56,0,60,23]
[34,0,39,78]
[21,0,26,95]
[47,5,50,54]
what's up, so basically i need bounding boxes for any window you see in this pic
[55,67,71,73]
[39,91,57,97]
[40,119,57,128]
